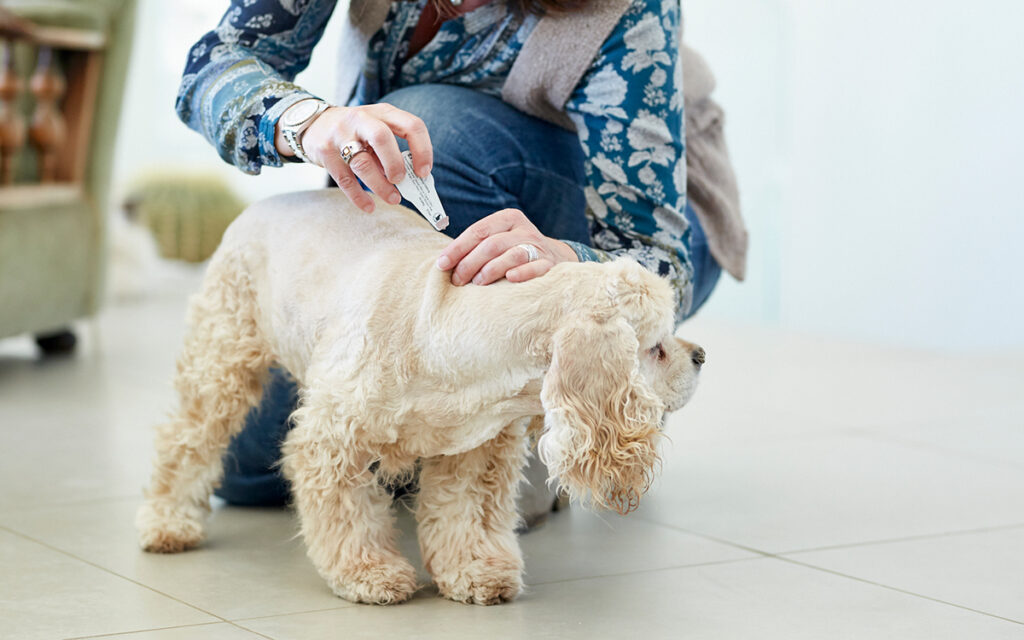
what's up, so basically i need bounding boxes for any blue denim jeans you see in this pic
[215,84,721,506]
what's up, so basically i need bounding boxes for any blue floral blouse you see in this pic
[177,0,694,320]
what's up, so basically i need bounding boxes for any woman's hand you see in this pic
[277,103,433,213]
[437,209,579,286]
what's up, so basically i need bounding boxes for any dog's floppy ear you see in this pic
[538,316,664,515]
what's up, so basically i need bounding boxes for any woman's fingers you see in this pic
[370,104,433,178]
[471,242,547,286]
[438,208,580,286]
[450,232,514,286]
[437,209,522,277]
[444,210,560,286]
[302,104,434,211]
[346,147,402,207]
[506,257,554,283]
[352,113,406,184]
[322,153,375,213]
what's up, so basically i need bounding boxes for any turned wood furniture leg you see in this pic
[0,39,25,185]
[28,46,65,183]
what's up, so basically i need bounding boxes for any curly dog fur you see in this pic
[136,189,703,605]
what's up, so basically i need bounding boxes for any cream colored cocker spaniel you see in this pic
[136,189,704,606]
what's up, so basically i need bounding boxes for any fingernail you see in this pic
[437,255,451,270]
[389,192,401,205]
[472,274,483,285]
[451,273,462,286]
[418,164,431,178]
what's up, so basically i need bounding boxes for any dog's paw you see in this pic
[328,556,418,605]
[135,500,205,553]
[435,556,523,605]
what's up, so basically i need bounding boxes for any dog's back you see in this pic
[208,190,447,379]
[220,188,444,273]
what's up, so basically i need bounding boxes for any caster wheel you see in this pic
[35,329,77,356]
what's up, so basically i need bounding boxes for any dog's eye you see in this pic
[649,343,666,362]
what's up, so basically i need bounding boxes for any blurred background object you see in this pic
[105,194,159,303]
[124,172,245,264]
[0,0,136,355]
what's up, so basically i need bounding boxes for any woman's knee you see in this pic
[378,85,588,240]
[380,85,525,166]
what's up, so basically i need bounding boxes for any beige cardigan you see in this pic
[337,0,747,280]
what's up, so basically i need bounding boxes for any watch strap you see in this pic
[283,126,315,164]
[280,99,331,164]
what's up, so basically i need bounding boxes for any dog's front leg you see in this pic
[282,406,416,605]
[416,419,530,605]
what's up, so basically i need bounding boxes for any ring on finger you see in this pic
[517,243,540,263]
[340,140,369,165]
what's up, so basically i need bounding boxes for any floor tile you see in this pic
[75,622,265,640]
[0,405,162,509]
[637,432,1024,553]
[788,526,1024,623]
[0,499,350,622]
[858,406,1024,470]
[0,272,195,510]
[1,493,752,623]
[666,392,859,448]
[238,558,1024,639]
[519,507,755,585]
[0,528,215,640]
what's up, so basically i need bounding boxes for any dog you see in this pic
[136,189,704,605]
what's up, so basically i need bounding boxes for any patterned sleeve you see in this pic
[175,0,338,174]
[562,0,694,322]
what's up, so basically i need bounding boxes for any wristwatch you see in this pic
[280,98,331,164]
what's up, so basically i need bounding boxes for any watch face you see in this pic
[284,100,320,127]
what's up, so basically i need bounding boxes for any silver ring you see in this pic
[517,243,540,263]
[340,140,368,165]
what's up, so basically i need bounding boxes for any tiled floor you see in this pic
[1,265,1022,639]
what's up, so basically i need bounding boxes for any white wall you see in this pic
[112,1,1024,351]
[687,0,1024,351]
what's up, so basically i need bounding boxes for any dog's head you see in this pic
[538,259,703,515]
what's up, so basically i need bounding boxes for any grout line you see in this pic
[1,521,342,639]
[225,620,276,640]
[776,555,1024,626]
[632,515,775,557]
[524,555,764,588]
[231,605,357,624]
[63,621,225,640]
[636,515,1024,557]
[774,522,1024,556]
[633,517,1024,627]
[0,524,232,627]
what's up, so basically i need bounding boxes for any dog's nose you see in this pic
[691,347,706,369]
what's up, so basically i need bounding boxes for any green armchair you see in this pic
[0,0,136,353]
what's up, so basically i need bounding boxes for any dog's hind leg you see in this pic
[136,255,272,553]
[416,419,530,605]
[282,395,417,605]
